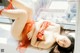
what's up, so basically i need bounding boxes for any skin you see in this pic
[31,20,61,49]
[56,35,71,48]
[1,0,33,40]
[1,0,71,49]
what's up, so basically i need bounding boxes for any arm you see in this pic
[31,22,55,49]
[1,9,26,19]
[11,0,33,21]
[31,30,55,49]
[1,0,33,20]
[31,20,60,49]
[11,0,31,11]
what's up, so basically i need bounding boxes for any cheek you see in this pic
[57,40,69,47]
[64,38,71,46]
[56,36,71,47]
[63,40,71,48]
[66,40,71,46]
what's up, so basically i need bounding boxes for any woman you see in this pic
[49,35,75,53]
[0,0,74,51]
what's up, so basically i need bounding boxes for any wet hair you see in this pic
[49,35,75,53]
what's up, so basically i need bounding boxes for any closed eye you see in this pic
[62,44,65,47]
[63,40,66,42]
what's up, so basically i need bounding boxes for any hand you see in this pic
[37,35,45,41]
[27,24,35,40]
[27,31,33,40]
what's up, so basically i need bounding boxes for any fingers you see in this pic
[27,33,33,40]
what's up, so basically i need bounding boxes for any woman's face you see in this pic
[56,35,71,48]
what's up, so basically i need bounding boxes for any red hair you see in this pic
[18,21,34,48]
[37,21,53,41]
[18,21,52,48]
[0,0,13,15]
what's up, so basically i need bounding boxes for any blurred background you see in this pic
[0,0,77,53]
[0,0,77,30]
